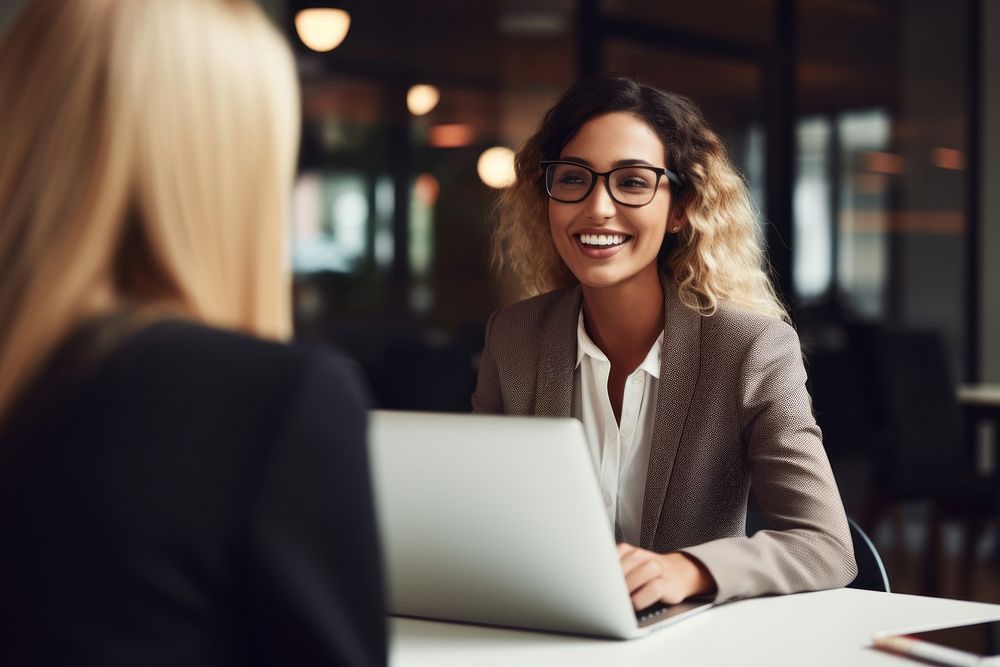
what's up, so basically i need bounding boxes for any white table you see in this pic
[390,589,1000,666]
[959,384,1000,406]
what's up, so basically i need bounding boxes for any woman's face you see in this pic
[547,111,678,292]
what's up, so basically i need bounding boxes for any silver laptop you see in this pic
[368,410,714,639]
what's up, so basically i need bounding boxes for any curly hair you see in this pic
[493,75,788,323]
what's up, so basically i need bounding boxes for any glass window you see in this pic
[794,117,833,302]
[291,171,370,274]
[837,109,892,318]
[796,0,971,378]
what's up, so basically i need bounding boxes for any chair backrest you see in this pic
[868,327,967,490]
[846,516,890,592]
[746,513,889,592]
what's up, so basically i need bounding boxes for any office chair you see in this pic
[746,513,888,592]
[847,516,890,592]
[859,326,994,597]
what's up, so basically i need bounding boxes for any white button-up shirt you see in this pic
[572,312,661,546]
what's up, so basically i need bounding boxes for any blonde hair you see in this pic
[494,75,788,323]
[0,0,300,426]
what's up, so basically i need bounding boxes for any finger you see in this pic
[633,577,688,609]
[616,542,636,557]
[619,547,654,577]
[630,579,665,611]
[624,558,661,593]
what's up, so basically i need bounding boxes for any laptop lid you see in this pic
[368,410,712,639]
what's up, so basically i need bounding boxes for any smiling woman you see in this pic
[474,74,856,611]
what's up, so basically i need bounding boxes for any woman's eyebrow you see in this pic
[557,157,658,168]
[611,159,656,168]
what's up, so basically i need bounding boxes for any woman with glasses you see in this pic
[0,1,384,664]
[473,75,856,609]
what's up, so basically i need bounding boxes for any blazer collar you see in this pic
[639,277,702,548]
[534,285,582,417]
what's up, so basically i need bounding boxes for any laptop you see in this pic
[368,410,714,639]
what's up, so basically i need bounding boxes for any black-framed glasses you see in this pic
[541,160,682,207]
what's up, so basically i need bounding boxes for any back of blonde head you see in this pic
[0,0,300,426]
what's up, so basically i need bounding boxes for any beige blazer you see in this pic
[472,278,857,603]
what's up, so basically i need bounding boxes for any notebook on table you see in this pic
[368,410,714,639]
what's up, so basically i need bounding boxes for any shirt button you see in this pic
[603,493,612,507]
[632,375,643,385]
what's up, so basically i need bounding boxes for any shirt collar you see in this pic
[576,311,606,367]
[575,311,663,380]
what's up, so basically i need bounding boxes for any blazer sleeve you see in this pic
[243,353,387,666]
[471,310,502,414]
[680,320,857,603]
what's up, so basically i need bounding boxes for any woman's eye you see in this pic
[558,173,587,186]
[618,177,650,189]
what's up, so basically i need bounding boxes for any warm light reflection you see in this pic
[854,173,888,195]
[477,147,516,189]
[864,151,904,175]
[428,124,473,148]
[295,8,351,53]
[407,85,441,116]
[413,174,440,206]
[932,147,965,171]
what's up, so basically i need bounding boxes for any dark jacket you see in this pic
[0,318,386,666]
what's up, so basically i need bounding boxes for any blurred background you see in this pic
[2,0,999,602]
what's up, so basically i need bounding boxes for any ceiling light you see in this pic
[407,85,441,116]
[477,147,516,189]
[295,8,351,53]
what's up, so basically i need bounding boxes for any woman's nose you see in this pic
[582,176,616,221]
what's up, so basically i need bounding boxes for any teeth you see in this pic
[579,233,628,246]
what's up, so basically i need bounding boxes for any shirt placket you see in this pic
[596,359,618,528]
[619,371,645,442]
[615,369,645,532]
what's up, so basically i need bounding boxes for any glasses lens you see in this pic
[610,167,659,206]
[545,163,594,202]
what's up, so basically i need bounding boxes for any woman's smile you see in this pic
[574,230,634,258]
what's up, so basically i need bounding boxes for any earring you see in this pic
[671,226,681,233]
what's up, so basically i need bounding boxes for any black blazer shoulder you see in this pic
[0,319,386,667]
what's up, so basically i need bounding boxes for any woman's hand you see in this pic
[617,543,717,609]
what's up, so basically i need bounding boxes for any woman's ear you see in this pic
[668,205,687,234]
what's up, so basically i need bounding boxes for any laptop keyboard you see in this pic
[636,601,671,623]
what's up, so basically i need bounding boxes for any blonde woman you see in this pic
[0,1,384,664]
[474,75,856,610]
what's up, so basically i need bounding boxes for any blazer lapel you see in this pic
[639,278,702,548]
[534,285,581,417]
